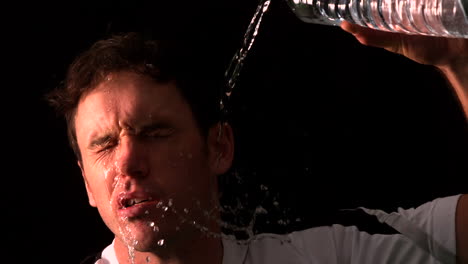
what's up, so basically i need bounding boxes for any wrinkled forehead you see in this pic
[74,72,189,140]
[79,72,181,116]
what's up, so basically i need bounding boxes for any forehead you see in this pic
[74,72,192,140]
[77,72,185,116]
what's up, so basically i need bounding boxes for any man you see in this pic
[47,33,234,264]
[47,25,467,263]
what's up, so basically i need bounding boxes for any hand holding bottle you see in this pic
[340,21,468,67]
[341,21,468,118]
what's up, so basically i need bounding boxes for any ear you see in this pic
[78,160,97,207]
[207,122,234,175]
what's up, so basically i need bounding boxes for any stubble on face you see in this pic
[75,72,222,257]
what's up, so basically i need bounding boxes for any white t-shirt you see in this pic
[96,194,460,264]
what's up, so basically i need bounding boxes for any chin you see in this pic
[116,220,156,246]
[127,218,182,249]
[130,230,178,258]
[133,237,160,252]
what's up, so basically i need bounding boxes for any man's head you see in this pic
[47,32,234,256]
[48,32,225,162]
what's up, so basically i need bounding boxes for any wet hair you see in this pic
[46,32,224,162]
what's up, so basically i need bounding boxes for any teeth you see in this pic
[135,198,146,204]
[125,198,149,207]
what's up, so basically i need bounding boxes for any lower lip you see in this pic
[118,200,160,218]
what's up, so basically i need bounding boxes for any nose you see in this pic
[114,135,149,180]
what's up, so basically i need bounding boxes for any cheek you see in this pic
[155,145,210,188]
[167,151,199,168]
[85,161,121,204]
[155,136,208,170]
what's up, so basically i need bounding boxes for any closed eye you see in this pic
[89,135,118,152]
[140,124,174,138]
[143,127,174,138]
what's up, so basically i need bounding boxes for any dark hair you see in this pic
[46,32,224,162]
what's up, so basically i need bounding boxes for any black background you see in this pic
[7,0,467,263]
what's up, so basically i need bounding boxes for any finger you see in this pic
[340,21,402,51]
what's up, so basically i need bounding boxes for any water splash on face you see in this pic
[157,239,165,246]
[100,159,138,263]
[115,216,137,264]
[148,221,160,232]
[95,1,300,261]
[103,165,112,181]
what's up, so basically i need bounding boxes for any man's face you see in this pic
[74,71,231,252]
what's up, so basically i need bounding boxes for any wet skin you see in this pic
[75,71,233,263]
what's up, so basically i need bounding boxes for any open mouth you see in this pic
[124,198,151,208]
[118,195,154,209]
[116,193,161,218]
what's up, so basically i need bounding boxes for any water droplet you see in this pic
[157,239,165,246]
[162,206,168,212]
[146,256,151,262]
[219,100,225,110]
[183,208,189,214]
[148,222,155,227]
[255,206,268,214]
[145,210,149,215]
[168,199,173,207]
[219,0,271,127]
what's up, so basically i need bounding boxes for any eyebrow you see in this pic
[88,123,171,147]
[86,120,174,148]
[88,134,113,149]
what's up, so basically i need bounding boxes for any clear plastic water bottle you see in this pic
[286,0,468,38]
